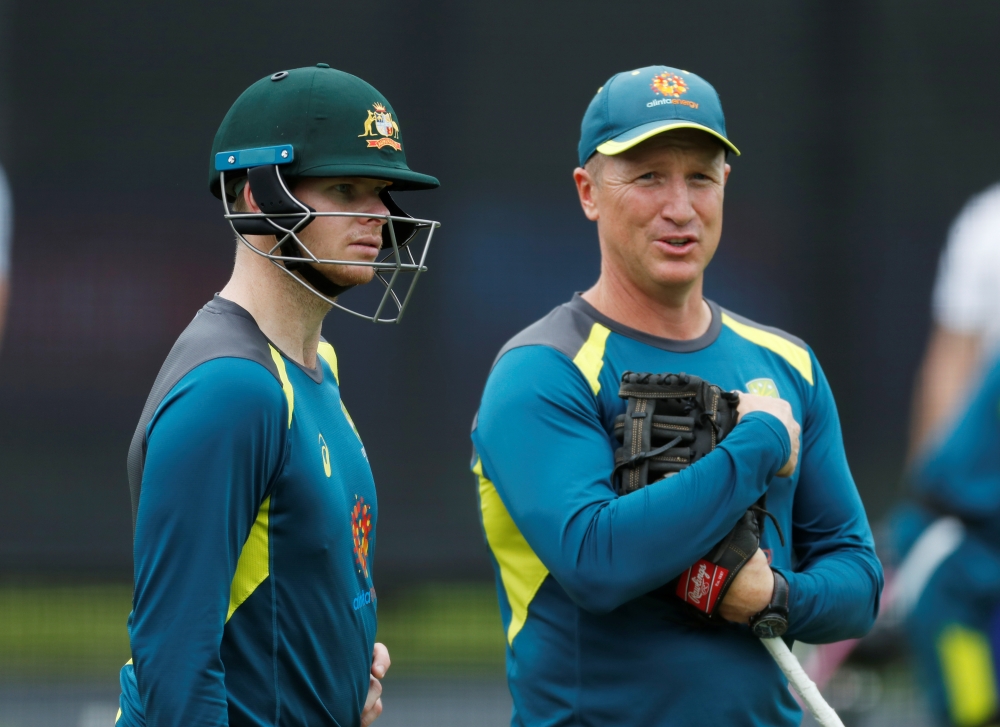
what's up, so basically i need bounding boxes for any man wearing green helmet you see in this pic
[116,65,439,727]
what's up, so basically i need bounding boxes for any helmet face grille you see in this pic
[221,168,440,324]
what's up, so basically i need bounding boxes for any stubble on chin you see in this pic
[318,264,374,288]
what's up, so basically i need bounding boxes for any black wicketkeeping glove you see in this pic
[612,372,784,621]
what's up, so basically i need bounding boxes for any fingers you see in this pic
[361,675,383,727]
[776,413,801,477]
[360,697,383,727]
[371,642,390,679]
[361,644,390,727]
[736,394,801,477]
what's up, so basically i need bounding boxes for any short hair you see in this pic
[232,188,250,213]
[584,153,607,185]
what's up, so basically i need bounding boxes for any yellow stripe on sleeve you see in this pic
[721,313,814,385]
[572,323,612,395]
[227,496,271,623]
[938,624,999,726]
[317,341,339,385]
[268,345,295,427]
[474,458,550,646]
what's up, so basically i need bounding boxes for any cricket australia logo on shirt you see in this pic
[746,378,779,398]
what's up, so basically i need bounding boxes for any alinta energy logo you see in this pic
[358,102,402,151]
[648,71,699,110]
[351,495,373,579]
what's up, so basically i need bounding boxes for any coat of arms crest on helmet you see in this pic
[359,102,402,151]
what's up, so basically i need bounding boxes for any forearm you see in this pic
[784,354,884,642]
[778,545,882,643]
[131,497,236,726]
[485,413,790,613]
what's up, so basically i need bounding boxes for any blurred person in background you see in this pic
[890,184,1000,727]
[0,163,11,347]
[117,65,439,727]
[909,182,1000,460]
[898,357,1000,727]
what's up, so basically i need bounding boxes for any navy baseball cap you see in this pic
[578,65,740,166]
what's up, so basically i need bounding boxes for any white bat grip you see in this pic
[761,637,845,727]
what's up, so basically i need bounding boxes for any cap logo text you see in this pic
[359,101,402,151]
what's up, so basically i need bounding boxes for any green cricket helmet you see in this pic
[210,64,441,324]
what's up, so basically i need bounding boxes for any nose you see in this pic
[365,194,391,225]
[658,175,696,227]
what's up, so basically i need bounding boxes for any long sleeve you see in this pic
[472,345,791,614]
[777,354,883,643]
[129,358,287,727]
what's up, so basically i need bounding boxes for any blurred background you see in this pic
[2,2,1000,725]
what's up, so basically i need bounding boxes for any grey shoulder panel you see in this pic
[126,296,279,532]
[720,307,810,351]
[491,293,727,369]
[491,300,597,370]
[473,300,596,435]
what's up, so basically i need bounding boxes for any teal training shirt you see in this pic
[118,296,377,727]
[471,294,883,727]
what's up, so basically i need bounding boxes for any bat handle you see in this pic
[761,637,846,727]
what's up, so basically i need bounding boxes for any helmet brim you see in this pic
[294,163,439,191]
[211,163,439,199]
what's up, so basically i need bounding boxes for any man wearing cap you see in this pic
[471,66,881,725]
[117,65,439,727]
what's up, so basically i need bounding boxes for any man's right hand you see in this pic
[736,394,801,477]
[717,548,774,623]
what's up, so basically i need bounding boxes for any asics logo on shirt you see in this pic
[318,433,332,477]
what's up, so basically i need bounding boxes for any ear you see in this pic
[723,162,731,187]
[573,167,600,222]
[243,179,263,213]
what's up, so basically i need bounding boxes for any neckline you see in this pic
[207,295,325,384]
[568,293,722,353]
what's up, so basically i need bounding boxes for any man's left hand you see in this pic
[361,642,391,727]
[717,549,774,623]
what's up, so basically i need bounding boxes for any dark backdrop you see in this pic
[2,1,999,582]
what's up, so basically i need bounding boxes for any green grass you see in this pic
[0,582,505,681]
[376,583,506,675]
[0,584,133,680]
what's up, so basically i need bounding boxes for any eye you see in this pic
[333,184,354,195]
[636,172,657,182]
